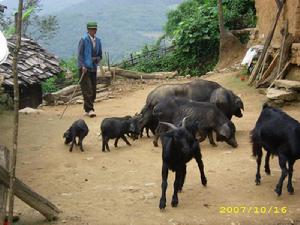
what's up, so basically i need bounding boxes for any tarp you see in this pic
[0,31,9,64]
[241,45,264,68]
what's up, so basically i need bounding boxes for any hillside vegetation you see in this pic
[3,0,183,62]
[125,0,256,76]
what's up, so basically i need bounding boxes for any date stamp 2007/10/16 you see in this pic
[219,206,287,215]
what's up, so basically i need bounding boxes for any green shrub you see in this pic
[42,56,79,94]
[41,77,59,94]
[123,0,256,76]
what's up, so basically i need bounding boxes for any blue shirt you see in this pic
[77,33,102,71]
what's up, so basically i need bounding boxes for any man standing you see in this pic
[78,22,102,117]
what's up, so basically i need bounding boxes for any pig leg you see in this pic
[101,135,106,152]
[275,154,288,196]
[139,127,144,138]
[193,142,207,186]
[78,134,85,152]
[114,138,120,148]
[153,125,160,147]
[178,165,186,192]
[102,136,110,152]
[254,143,262,185]
[171,170,181,208]
[194,151,207,186]
[121,135,131,146]
[159,163,168,210]
[264,151,271,175]
[75,138,79,145]
[287,159,295,194]
[146,127,150,138]
[69,137,76,152]
[208,131,217,147]
[105,138,110,151]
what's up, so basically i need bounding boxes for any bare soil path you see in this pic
[0,72,300,225]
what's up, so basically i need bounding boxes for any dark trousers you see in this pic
[79,69,97,112]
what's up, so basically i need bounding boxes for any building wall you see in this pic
[255,0,299,47]
[4,84,42,109]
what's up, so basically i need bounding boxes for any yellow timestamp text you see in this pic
[219,206,287,214]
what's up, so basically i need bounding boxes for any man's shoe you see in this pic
[83,112,89,116]
[89,110,96,117]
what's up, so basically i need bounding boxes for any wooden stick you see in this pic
[267,60,291,90]
[277,20,289,75]
[248,0,286,85]
[60,72,85,119]
[275,0,281,8]
[0,164,61,221]
[257,51,270,81]
[256,52,280,86]
[8,1,23,224]
[0,146,9,224]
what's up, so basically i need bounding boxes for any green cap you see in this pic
[87,22,97,29]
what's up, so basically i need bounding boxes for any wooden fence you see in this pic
[113,45,175,67]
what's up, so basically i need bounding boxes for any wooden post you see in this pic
[130,54,134,65]
[0,146,9,224]
[248,0,286,85]
[113,67,116,82]
[277,20,289,75]
[107,52,110,72]
[8,0,22,224]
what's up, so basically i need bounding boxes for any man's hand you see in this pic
[82,67,87,74]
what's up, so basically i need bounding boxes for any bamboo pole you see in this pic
[7,0,23,224]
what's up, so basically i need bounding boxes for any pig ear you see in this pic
[159,122,177,130]
[218,123,231,139]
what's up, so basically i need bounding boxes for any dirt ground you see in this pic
[1,72,300,225]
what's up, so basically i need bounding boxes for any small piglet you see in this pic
[100,115,141,152]
[63,119,89,152]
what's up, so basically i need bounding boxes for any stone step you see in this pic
[274,79,300,90]
[266,88,297,101]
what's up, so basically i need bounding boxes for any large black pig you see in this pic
[152,97,238,148]
[139,80,244,136]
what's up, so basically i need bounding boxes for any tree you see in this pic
[216,0,245,69]
[126,0,256,75]
[217,0,225,38]
[22,0,59,43]
[1,0,59,43]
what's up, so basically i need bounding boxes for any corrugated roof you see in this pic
[0,36,63,86]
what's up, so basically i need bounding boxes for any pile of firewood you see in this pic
[102,66,178,80]
[42,67,178,106]
[43,83,111,106]
[248,0,292,89]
